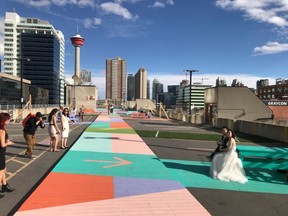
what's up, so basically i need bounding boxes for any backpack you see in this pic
[22,113,36,127]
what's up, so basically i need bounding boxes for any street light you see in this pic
[13,57,31,108]
[184,69,199,122]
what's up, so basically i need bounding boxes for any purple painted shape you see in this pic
[114,177,184,198]
[109,117,124,122]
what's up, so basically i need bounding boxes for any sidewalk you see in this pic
[14,111,211,215]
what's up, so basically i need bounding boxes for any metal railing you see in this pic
[0,104,60,112]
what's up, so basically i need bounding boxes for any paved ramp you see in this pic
[15,112,210,216]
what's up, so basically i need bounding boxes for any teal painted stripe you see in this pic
[53,151,176,180]
[70,132,112,152]
[161,159,288,194]
[89,122,110,128]
[238,145,288,152]
[85,127,136,134]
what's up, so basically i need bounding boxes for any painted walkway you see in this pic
[15,112,211,216]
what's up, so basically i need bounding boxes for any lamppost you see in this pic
[13,57,31,108]
[184,69,199,122]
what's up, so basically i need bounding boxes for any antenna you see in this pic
[76,25,79,34]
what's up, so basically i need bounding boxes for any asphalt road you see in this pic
[124,117,288,216]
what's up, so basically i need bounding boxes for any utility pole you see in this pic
[184,69,199,123]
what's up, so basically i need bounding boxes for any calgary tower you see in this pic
[70,33,85,108]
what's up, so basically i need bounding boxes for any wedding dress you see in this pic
[210,143,248,184]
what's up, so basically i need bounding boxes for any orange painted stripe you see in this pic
[19,172,114,211]
[110,122,130,128]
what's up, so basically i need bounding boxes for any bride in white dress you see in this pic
[210,129,248,184]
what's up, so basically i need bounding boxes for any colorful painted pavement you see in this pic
[15,112,211,216]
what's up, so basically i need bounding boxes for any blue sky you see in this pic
[1,0,288,99]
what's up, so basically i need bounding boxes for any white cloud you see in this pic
[15,0,51,7]
[0,17,4,57]
[152,2,165,8]
[15,0,96,8]
[149,0,174,8]
[83,17,102,28]
[115,0,144,3]
[216,0,288,27]
[100,2,138,20]
[166,0,174,6]
[253,41,288,55]
[216,0,288,55]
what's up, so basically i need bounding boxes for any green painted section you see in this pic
[161,159,288,194]
[85,127,137,134]
[53,151,176,180]
[70,132,112,152]
[238,145,288,157]
[237,145,288,169]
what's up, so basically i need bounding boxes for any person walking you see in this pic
[60,108,70,149]
[48,109,61,152]
[0,113,15,197]
[23,112,45,158]
[79,105,84,121]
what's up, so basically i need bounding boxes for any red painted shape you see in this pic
[71,34,85,46]
[18,172,114,211]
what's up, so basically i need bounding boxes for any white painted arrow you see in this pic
[84,157,132,168]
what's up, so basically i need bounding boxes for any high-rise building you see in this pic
[152,79,163,102]
[134,67,147,99]
[168,85,180,96]
[4,12,65,104]
[147,79,150,99]
[257,79,269,88]
[216,77,227,87]
[106,57,126,105]
[127,74,135,101]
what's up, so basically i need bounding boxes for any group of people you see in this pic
[48,107,71,152]
[209,126,248,184]
[23,107,71,157]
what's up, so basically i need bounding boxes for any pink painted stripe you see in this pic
[111,133,154,155]
[14,189,211,216]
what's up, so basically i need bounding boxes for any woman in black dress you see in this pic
[0,113,15,198]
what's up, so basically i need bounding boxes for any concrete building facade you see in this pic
[205,87,273,124]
